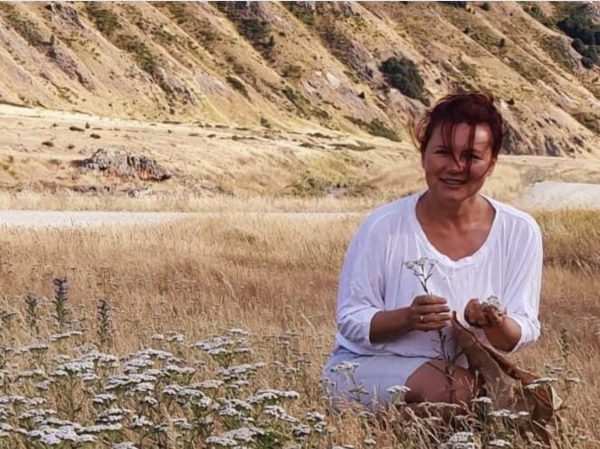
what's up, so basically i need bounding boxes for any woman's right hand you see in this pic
[408,295,451,331]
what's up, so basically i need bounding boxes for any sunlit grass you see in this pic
[0,204,598,447]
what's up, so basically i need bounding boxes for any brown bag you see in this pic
[451,312,562,445]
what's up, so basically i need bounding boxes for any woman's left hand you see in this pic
[464,298,505,328]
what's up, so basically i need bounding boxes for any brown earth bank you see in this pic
[0,1,598,160]
[1,103,600,206]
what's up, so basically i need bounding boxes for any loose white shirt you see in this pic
[335,190,543,359]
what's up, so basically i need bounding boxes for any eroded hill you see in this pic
[0,1,598,158]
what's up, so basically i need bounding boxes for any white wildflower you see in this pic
[291,423,311,438]
[35,380,52,390]
[489,439,512,448]
[264,405,299,423]
[131,415,153,429]
[387,385,410,395]
[161,364,196,376]
[218,363,265,381]
[95,408,130,424]
[197,379,223,390]
[482,295,502,311]
[329,361,359,374]
[85,423,123,433]
[220,426,265,443]
[440,431,480,448]
[92,393,117,405]
[143,396,158,406]
[247,388,299,405]
[205,435,238,447]
[19,408,56,420]
[471,396,492,404]
[173,418,192,430]
[28,425,94,445]
[487,409,523,420]
[112,443,139,449]
[166,332,185,343]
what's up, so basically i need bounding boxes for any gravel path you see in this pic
[0,210,190,228]
[1,181,598,228]
[518,181,600,209]
[0,210,362,228]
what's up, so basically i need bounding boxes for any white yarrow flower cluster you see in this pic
[440,431,480,449]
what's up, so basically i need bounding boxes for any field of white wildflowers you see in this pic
[0,207,598,448]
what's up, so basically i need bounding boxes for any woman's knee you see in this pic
[406,361,477,405]
[450,366,477,404]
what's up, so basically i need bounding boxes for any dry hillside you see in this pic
[0,2,598,153]
[0,2,599,199]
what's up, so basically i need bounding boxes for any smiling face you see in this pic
[421,122,497,204]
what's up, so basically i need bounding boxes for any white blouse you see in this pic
[335,191,543,359]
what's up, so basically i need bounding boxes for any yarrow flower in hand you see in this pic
[482,295,502,311]
[404,258,437,294]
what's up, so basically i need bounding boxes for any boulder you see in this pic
[45,3,83,28]
[47,35,95,90]
[75,148,172,181]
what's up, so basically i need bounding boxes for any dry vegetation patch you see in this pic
[0,206,598,447]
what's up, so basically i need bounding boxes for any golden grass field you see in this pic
[0,196,598,448]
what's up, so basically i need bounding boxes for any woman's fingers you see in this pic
[422,312,451,322]
[414,319,449,331]
[412,311,451,331]
[483,306,504,325]
[410,295,452,331]
[414,304,450,315]
[413,294,447,305]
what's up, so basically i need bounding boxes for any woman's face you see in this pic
[421,122,497,204]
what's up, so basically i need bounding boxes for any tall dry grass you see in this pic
[0,202,598,447]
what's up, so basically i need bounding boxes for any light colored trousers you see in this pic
[322,346,468,409]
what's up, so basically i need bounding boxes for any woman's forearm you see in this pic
[369,308,413,344]
[484,316,522,352]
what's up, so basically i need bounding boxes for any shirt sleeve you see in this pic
[335,218,387,351]
[501,218,543,354]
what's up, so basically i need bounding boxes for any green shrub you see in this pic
[114,35,158,76]
[281,86,311,117]
[345,116,400,142]
[572,38,586,54]
[165,2,188,25]
[283,2,316,26]
[573,112,600,133]
[368,119,400,142]
[542,36,576,72]
[213,4,275,59]
[286,172,376,197]
[282,64,303,79]
[4,9,44,47]
[524,5,555,28]
[321,23,352,63]
[86,3,121,37]
[573,38,600,69]
[226,76,249,98]
[260,117,272,129]
[439,1,467,8]
[379,56,426,103]
[557,5,600,45]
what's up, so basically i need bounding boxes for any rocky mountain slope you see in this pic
[0,1,598,159]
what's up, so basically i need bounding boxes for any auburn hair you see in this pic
[414,92,507,158]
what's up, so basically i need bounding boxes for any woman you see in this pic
[322,92,542,408]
